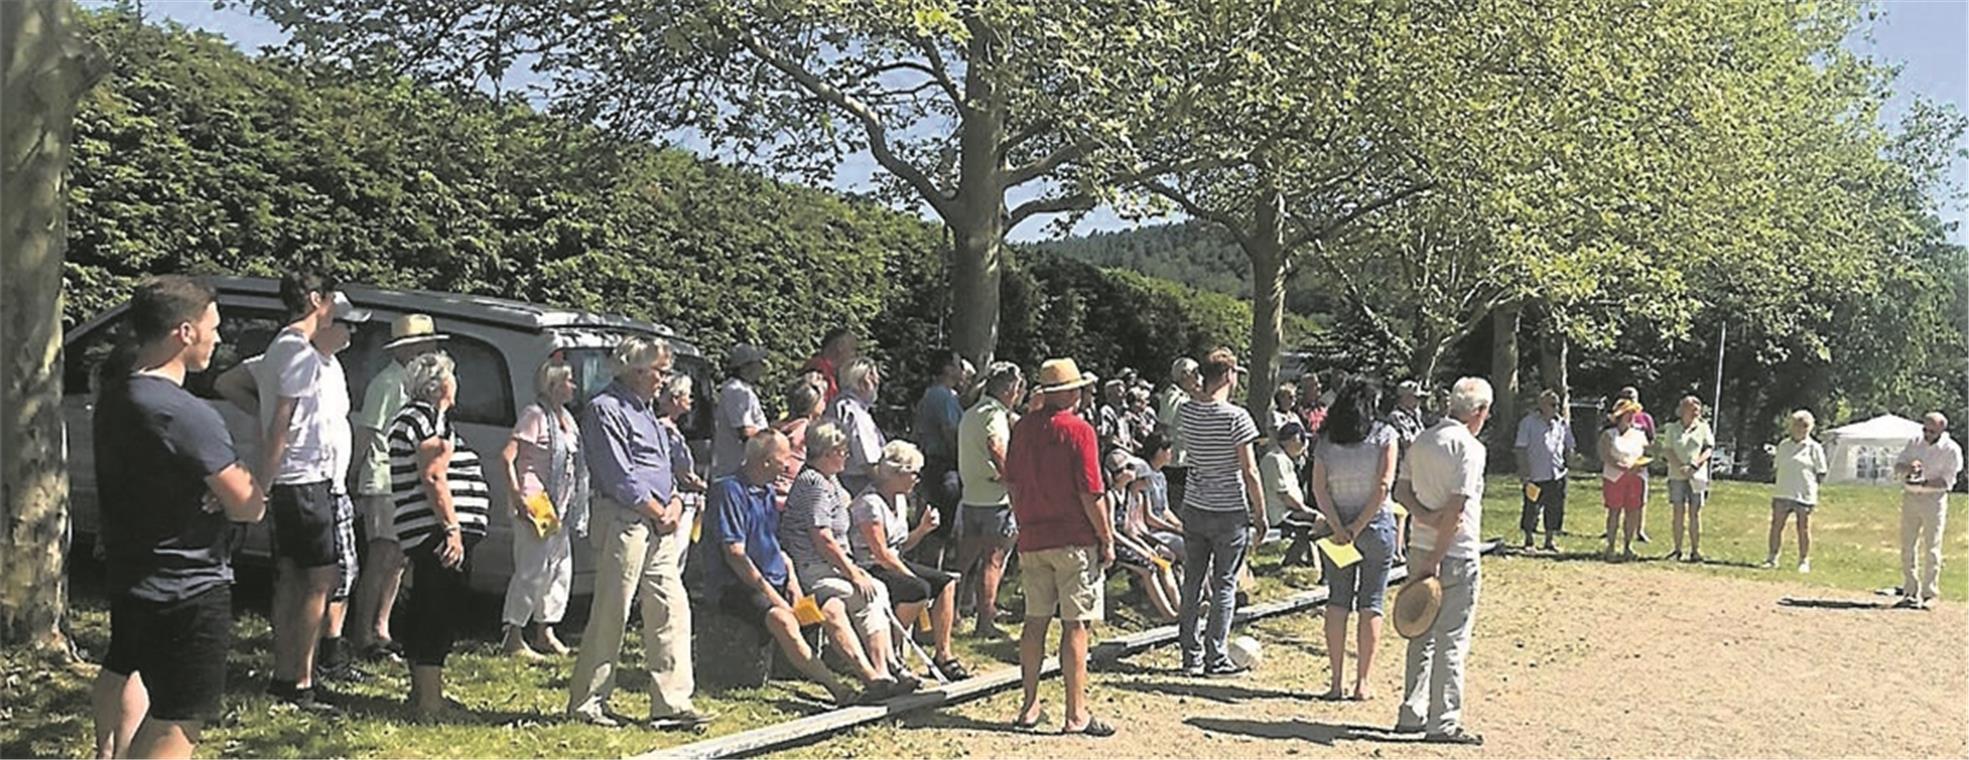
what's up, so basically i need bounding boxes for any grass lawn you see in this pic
[4,477,1959,758]
[1474,475,1968,601]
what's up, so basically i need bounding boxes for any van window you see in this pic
[187,306,290,399]
[560,346,712,440]
[64,309,130,396]
[343,325,515,428]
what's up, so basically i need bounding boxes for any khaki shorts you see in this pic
[356,493,398,543]
[806,571,893,635]
[1019,546,1105,623]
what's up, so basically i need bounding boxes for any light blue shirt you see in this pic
[582,380,683,510]
[1514,412,1575,482]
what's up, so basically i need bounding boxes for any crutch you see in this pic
[883,604,949,685]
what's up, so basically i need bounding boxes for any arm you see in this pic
[1079,490,1115,566]
[1514,446,1531,480]
[1350,439,1398,538]
[1309,458,1345,540]
[1237,441,1266,536]
[1393,478,1424,516]
[204,464,265,523]
[858,519,915,575]
[501,436,527,519]
[811,521,873,594]
[214,364,258,415]
[417,434,466,568]
[583,402,670,526]
[1410,494,1468,579]
[258,397,299,481]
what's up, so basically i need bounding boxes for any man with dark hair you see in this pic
[804,328,858,402]
[913,350,972,565]
[91,276,265,759]
[712,344,771,479]
[258,268,367,709]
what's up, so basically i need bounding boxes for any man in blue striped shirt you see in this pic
[567,336,710,730]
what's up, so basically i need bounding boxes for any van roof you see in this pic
[207,276,692,345]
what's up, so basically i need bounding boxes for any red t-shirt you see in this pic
[1005,406,1104,552]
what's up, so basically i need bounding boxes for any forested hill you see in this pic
[1033,221,1249,298]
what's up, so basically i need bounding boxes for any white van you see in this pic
[64,276,714,594]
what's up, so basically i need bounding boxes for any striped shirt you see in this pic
[1178,399,1260,512]
[388,400,491,549]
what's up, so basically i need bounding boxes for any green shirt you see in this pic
[1155,386,1191,468]
[354,360,407,496]
[957,396,1015,506]
[1258,446,1304,527]
[1658,419,1714,481]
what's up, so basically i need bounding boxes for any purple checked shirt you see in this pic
[582,379,686,511]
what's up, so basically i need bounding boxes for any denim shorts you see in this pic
[1322,512,1395,614]
[1667,479,1708,508]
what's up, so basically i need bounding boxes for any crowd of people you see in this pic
[88,270,1965,756]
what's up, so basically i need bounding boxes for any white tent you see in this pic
[1825,414,1924,484]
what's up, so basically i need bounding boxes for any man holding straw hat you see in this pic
[1391,377,1493,746]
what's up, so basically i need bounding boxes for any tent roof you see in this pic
[1828,414,1924,442]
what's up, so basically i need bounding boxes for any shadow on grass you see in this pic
[1109,678,1315,704]
[1185,717,1418,745]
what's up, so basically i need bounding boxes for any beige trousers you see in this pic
[566,500,696,720]
[1900,490,1948,601]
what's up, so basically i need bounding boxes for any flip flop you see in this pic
[1316,689,1346,702]
[1063,716,1116,737]
[1012,708,1047,732]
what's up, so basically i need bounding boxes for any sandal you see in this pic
[1316,689,1346,701]
[1063,716,1117,737]
[933,657,972,680]
[1012,709,1047,731]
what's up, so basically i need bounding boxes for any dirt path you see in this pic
[788,556,1968,758]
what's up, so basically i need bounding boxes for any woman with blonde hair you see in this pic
[498,360,587,658]
[851,440,971,679]
[1599,400,1649,561]
[1765,410,1827,572]
[1660,396,1715,562]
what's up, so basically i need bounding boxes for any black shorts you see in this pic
[865,560,953,604]
[717,588,779,632]
[269,480,339,568]
[104,586,232,721]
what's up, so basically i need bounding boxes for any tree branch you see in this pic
[733,31,954,218]
[1142,180,1254,250]
[1007,192,1097,229]
[909,35,966,109]
[1286,181,1435,250]
[1005,139,1093,188]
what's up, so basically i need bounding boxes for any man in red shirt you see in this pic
[1004,358,1115,738]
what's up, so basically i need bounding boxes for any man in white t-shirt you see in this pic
[1894,412,1964,609]
[712,344,770,479]
[256,271,366,710]
[1392,376,1492,746]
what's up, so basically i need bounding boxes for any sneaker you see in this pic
[1636,531,1650,544]
[648,709,715,731]
[1893,596,1921,610]
[1758,558,1777,569]
[1391,722,1426,735]
[1797,560,1810,574]
[1180,663,1205,678]
[268,683,340,714]
[1423,728,1485,745]
[1204,663,1250,678]
[1687,552,1704,564]
[315,660,369,684]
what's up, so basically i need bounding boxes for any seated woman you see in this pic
[850,441,971,680]
[1106,450,1181,622]
[1135,434,1186,563]
[1262,422,1328,567]
[778,422,914,697]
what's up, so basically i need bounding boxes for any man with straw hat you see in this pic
[1391,376,1493,746]
[1005,358,1116,737]
[351,314,447,662]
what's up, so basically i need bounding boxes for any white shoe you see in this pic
[1758,558,1777,569]
[1797,560,1810,574]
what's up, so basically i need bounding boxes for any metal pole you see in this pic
[1712,321,1726,469]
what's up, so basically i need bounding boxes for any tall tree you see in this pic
[243,0,1179,366]
[1,0,105,651]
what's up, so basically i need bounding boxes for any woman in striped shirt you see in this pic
[387,351,490,718]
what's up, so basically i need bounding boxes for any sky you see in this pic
[96,0,1969,242]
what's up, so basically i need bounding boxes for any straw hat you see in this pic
[1609,398,1644,422]
[382,313,448,350]
[1035,358,1095,393]
[1392,575,1444,639]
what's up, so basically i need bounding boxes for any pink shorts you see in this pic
[1603,473,1645,511]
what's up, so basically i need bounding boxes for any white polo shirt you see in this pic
[1405,418,1486,560]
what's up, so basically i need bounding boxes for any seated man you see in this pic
[709,430,904,704]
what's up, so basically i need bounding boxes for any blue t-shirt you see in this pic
[710,474,787,592]
[95,374,243,602]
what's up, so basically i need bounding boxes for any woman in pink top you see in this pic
[498,361,586,658]
[1599,400,1650,561]
[772,376,827,510]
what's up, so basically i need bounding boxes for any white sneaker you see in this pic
[1759,557,1777,569]
[1797,560,1810,574]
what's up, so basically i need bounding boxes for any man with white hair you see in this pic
[1893,412,1963,609]
[827,357,886,495]
[1155,358,1202,506]
[1392,376,1493,746]
[567,337,709,729]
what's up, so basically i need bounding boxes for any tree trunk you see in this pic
[946,25,1008,368]
[2,0,104,652]
[1538,319,1569,408]
[1407,323,1447,387]
[1242,186,1287,434]
[1487,302,1521,464]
